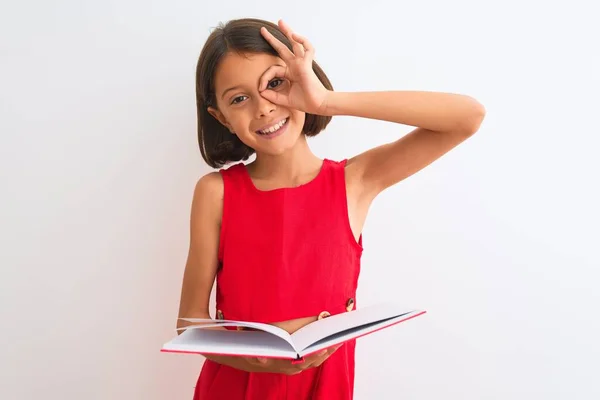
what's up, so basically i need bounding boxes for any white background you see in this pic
[1,1,599,399]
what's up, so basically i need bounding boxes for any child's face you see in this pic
[207,51,305,156]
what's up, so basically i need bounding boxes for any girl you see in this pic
[177,17,485,400]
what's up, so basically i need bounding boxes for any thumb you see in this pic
[260,89,289,107]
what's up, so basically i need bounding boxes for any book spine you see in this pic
[290,353,304,364]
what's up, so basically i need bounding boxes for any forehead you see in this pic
[214,52,283,93]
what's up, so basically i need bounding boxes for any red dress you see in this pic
[193,158,363,400]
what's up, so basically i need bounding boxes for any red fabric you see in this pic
[193,158,363,400]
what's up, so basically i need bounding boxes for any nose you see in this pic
[255,95,276,118]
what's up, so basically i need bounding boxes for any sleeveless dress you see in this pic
[193,158,363,400]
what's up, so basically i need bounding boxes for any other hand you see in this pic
[204,344,342,375]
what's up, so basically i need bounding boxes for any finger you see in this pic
[307,349,328,361]
[258,65,290,108]
[301,349,329,368]
[311,355,330,368]
[308,345,342,368]
[247,356,269,366]
[312,353,335,368]
[260,88,289,107]
[278,20,304,57]
[286,368,304,376]
[291,32,314,61]
[258,65,288,92]
[260,27,294,61]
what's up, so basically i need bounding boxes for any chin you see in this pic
[257,137,299,156]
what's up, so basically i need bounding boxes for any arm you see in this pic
[176,173,253,371]
[177,172,223,330]
[325,90,486,198]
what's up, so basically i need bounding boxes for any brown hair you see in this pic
[195,18,334,169]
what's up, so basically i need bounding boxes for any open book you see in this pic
[161,303,426,361]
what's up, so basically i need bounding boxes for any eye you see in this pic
[267,78,284,89]
[231,95,247,105]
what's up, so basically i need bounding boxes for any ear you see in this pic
[207,106,234,133]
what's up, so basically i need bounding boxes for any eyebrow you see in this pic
[220,63,286,100]
[221,85,243,100]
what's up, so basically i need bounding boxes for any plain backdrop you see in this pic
[1,0,599,399]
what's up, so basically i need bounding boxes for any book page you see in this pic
[162,328,298,359]
[298,310,425,357]
[291,303,419,351]
[178,318,294,349]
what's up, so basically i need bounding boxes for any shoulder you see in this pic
[191,161,247,217]
[340,156,365,188]
[322,158,363,190]
[194,171,224,199]
[191,171,224,223]
[341,156,375,205]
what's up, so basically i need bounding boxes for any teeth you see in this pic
[259,118,286,134]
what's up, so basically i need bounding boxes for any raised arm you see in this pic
[329,90,486,199]
[332,91,485,199]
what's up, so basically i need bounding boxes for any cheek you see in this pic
[224,110,250,131]
[292,110,306,128]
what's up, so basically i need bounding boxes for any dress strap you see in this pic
[328,158,363,251]
[217,162,247,261]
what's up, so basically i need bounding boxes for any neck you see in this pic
[249,135,323,180]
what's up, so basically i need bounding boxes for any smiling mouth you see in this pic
[256,118,289,135]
